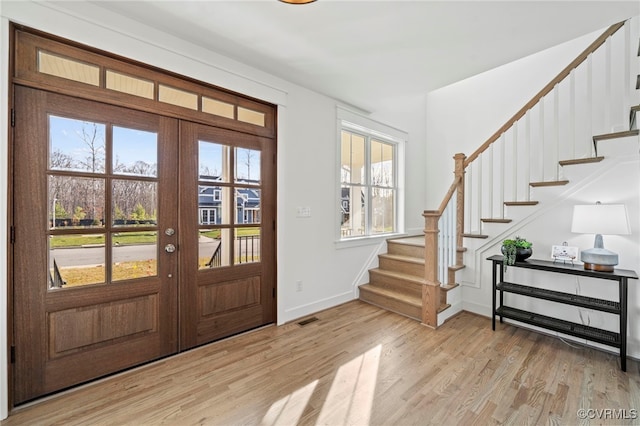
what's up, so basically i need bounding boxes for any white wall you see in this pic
[372,94,428,235]
[0,0,427,417]
[425,29,605,207]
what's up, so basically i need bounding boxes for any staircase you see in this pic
[359,17,639,328]
[359,236,458,323]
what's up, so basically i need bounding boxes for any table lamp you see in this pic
[571,202,631,271]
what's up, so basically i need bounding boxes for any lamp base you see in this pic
[580,247,618,272]
[583,262,614,272]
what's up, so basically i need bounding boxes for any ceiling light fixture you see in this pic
[279,0,317,4]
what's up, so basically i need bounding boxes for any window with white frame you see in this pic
[338,109,404,240]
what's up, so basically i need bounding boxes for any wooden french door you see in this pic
[12,86,276,404]
[12,87,179,404]
[178,122,276,349]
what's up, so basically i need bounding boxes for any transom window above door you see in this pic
[15,28,275,138]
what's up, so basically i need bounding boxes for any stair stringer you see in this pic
[437,285,462,326]
[459,153,637,295]
[352,237,388,298]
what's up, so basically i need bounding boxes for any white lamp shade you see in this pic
[571,204,631,235]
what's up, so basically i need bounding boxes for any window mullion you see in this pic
[365,135,372,237]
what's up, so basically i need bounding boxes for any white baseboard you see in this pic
[438,301,463,326]
[279,290,355,325]
[462,301,492,318]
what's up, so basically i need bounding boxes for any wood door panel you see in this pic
[196,306,265,344]
[43,333,168,395]
[200,276,261,316]
[49,294,158,356]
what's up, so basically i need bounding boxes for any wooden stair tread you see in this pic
[379,253,425,264]
[369,268,426,284]
[388,236,425,247]
[592,129,639,141]
[530,180,569,187]
[360,284,450,320]
[559,156,604,166]
[442,283,460,292]
[462,233,489,239]
[504,201,539,206]
[437,303,451,314]
[481,218,512,223]
[448,264,465,272]
[359,284,421,306]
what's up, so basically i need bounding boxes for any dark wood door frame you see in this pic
[10,87,277,405]
[10,25,278,407]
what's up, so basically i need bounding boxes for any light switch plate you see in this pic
[296,207,311,218]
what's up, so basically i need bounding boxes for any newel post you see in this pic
[454,153,466,267]
[422,210,441,328]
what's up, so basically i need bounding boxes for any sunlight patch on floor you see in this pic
[261,380,318,425]
[317,344,382,425]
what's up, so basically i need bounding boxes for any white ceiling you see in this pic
[90,0,639,112]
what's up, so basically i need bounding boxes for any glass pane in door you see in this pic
[235,228,260,264]
[199,141,230,182]
[112,231,158,281]
[49,234,106,288]
[235,188,261,224]
[199,228,230,269]
[48,176,105,230]
[112,179,158,227]
[198,185,231,225]
[113,126,158,177]
[49,115,106,173]
[234,147,261,184]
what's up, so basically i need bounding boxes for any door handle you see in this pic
[165,244,176,253]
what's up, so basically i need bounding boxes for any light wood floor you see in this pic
[4,301,640,425]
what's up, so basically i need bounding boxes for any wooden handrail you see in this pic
[464,21,626,168]
[436,176,461,215]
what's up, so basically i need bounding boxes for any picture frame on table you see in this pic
[551,243,579,265]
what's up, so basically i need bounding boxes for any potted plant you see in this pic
[501,236,533,269]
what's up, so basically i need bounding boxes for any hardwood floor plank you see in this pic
[3,301,639,425]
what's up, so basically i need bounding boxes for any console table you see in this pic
[488,255,638,371]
